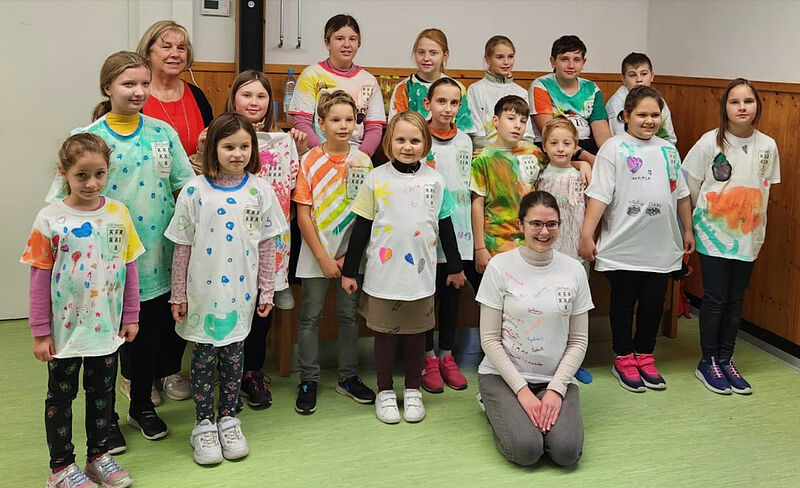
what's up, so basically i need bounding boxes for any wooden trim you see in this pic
[190,61,236,72]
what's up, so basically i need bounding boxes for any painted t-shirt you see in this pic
[292,146,373,278]
[427,127,474,262]
[388,73,475,133]
[535,165,585,261]
[585,132,689,273]
[351,163,456,300]
[529,73,607,141]
[45,115,194,301]
[255,131,299,291]
[288,62,386,146]
[21,198,145,358]
[164,174,288,346]
[466,73,536,143]
[605,85,677,144]
[470,142,546,255]
[476,248,593,383]
[683,129,780,262]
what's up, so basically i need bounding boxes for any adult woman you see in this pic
[476,191,593,467]
[137,20,213,160]
[288,14,385,156]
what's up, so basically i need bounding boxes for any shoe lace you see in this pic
[64,466,91,486]
[197,430,219,449]
[709,359,725,379]
[251,372,271,392]
[165,374,184,389]
[618,356,639,376]
[96,454,124,478]
[442,356,460,374]
[220,425,243,444]
[422,357,439,375]
[723,361,742,379]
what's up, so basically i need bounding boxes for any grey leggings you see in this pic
[478,374,584,466]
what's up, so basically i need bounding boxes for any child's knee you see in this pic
[497,432,544,466]
[546,438,583,466]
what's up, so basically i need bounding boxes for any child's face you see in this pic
[544,127,577,167]
[105,66,151,115]
[550,50,586,81]
[423,85,461,128]
[415,37,447,78]
[492,110,527,147]
[325,27,360,66]
[234,80,270,125]
[216,128,252,175]
[486,43,515,78]
[61,152,108,208]
[726,84,758,130]
[319,103,356,145]
[391,120,426,164]
[518,204,560,253]
[623,97,662,140]
[622,63,654,90]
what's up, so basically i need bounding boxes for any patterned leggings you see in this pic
[191,341,245,422]
[45,353,117,469]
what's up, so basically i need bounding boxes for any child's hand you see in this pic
[320,256,342,279]
[290,128,309,155]
[472,147,483,158]
[475,248,491,274]
[196,128,208,154]
[446,271,466,289]
[258,303,273,317]
[538,389,563,433]
[683,229,696,254]
[516,386,542,429]
[578,234,597,262]
[577,161,592,186]
[119,323,139,342]
[341,276,358,295]
[171,303,187,323]
[33,335,55,362]
[584,152,596,165]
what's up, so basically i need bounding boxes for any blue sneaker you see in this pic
[574,366,593,384]
[719,359,752,395]
[695,358,732,395]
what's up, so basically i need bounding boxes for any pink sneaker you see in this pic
[636,353,666,389]
[421,356,444,393]
[439,355,468,390]
[612,354,645,392]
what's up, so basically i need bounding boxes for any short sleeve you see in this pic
[292,154,313,205]
[769,140,781,184]
[287,136,300,191]
[388,81,408,122]
[584,142,617,204]
[588,89,608,122]
[260,183,290,240]
[163,184,198,245]
[682,134,713,182]
[168,126,195,192]
[350,171,376,220]
[364,76,387,124]
[531,81,553,116]
[475,257,505,310]
[661,103,678,144]
[122,206,146,263]
[438,187,456,219]
[470,154,489,197]
[571,261,594,315]
[674,165,690,199]
[466,84,486,138]
[21,212,54,269]
[606,98,625,136]
[288,67,319,117]
[455,83,476,134]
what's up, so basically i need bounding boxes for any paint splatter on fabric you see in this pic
[389,74,474,133]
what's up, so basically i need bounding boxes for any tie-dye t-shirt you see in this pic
[292,146,373,278]
[255,132,299,291]
[21,198,145,358]
[470,142,546,255]
[288,62,386,147]
[529,73,608,141]
[389,74,475,133]
[164,174,288,347]
[351,163,455,301]
[45,115,194,301]
[466,73,536,143]
[683,129,780,262]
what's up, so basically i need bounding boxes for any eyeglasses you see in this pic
[525,220,560,231]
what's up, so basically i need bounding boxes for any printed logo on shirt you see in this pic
[152,141,172,178]
[758,150,771,177]
[105,223,126,258]
[359,85,374,106]
[556,287,573,315]
[457,150,472,179]
[518,155,540,185]
[264,160,285,185]
[626,199,644,216]
[661,147,680,192]
[243,205,261,232]
[424,184,437,209]
[346,165,368,200]
[645,202,662,216]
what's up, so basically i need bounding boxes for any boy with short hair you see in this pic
[529,35,611,165]
[606,52,677,144]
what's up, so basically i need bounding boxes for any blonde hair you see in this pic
[137,20,194,69]
[484,35,515,59]
[382,111,432,160]
[92,51,151,121]
[58,133,111,195]
[542,115,578,145]
[413,28,449,70]
[316,90,357,119]
[227,70,277,131]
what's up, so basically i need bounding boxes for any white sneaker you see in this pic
[375,390,401,424]
[190,419,223,465]
[158,373,191,401]
[273,288,295,310]
[475,391,486,413]
[119,377,161,407]
[402,389,425,423]
[217,416,249,460]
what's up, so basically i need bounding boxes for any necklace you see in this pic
[155,83,190,143]
[321,142,349,161]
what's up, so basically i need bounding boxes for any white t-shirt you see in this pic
[535,165,585,262]
[683,129,780,262]
[476,248,594,384]
[466,74,536,143]
[350,163,455,300]
[164,174,288,346]
[585,132,690,273]
[605,85,677,144]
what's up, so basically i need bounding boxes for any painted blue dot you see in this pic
[135,142,140,147]
[153,268,158,274]
[117,154,124,160]
[227,257,233,263]
[187,186,195,195]
[84,281,90,288]
[163,196,168,202]
[225,221,234,230]
[206,248,212,255]
[138,216,143,222]
[210,227,214,232]
[122,167,128,173]
[139,181,145,187]
[245,249,250,256]
[112,184,118,191]
[136,161,141,167]
[245,293,251,301]
[62,226,68,233]
[198,198,203,206]
[62,264,66,271]
[226,197,236,204]
[79,264,84,271]
[143,155,149,161]
[56,291,61,297]
[161,210,165,214]
[239,275,245,282]
[213,301,217,308]
[221,276,230,284]
[158,181,163,188]
[206,280,212,285]
[155,127,162,133]
[151,193,156,199]
[217,207,226,215]
[226,234,233,242]
[150,225,156,230]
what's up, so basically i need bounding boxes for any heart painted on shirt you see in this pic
[379,247,393,264]
[413,230,421,237]
[203,310,238,341]
[186,313,200,329]
[627,156,643,173]
[404,253,414,265]
[417,257,426,273]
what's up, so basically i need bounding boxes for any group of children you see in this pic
[23,13,779,486]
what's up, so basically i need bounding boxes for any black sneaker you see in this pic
[236,396,244,414]
[240,371,273,409]
[335,376,376,404]
[107,413,127,455]
[295,381,317,415]
[127,410,168,440]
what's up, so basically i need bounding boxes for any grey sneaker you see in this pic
[45,464,97,488]
[158,373,191,401]
[84,453,132,488]
[217,416,249,460]
[273,287,295,310]
[190,419,223,465]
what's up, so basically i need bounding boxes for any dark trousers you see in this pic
[605,270,669,356]
[191,341,245,422]
[45,353,117,469]
[698,253,755,360]
[374,331,426,392]
[427,260,482,352]
[243,310,273,372]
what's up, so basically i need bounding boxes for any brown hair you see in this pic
[518,191,560,222]
[92,51,151,121]
[324,14,361,44]
[620,85,664,123]
[413,28,449,70]
[426,77,461,102]
[717,78,762,150]
[136,20,194,69]
[202,113,260,179]
[542,115,578,146]
[621,52,652,74]
[494,95,529,117]
[58,133,112,195]
[316,90,357,119]
[382,111,432,160]
[226,70,277,131]
[484,35,515,59]
[551,35,586,58]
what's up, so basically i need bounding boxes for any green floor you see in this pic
[3,318,799,487]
